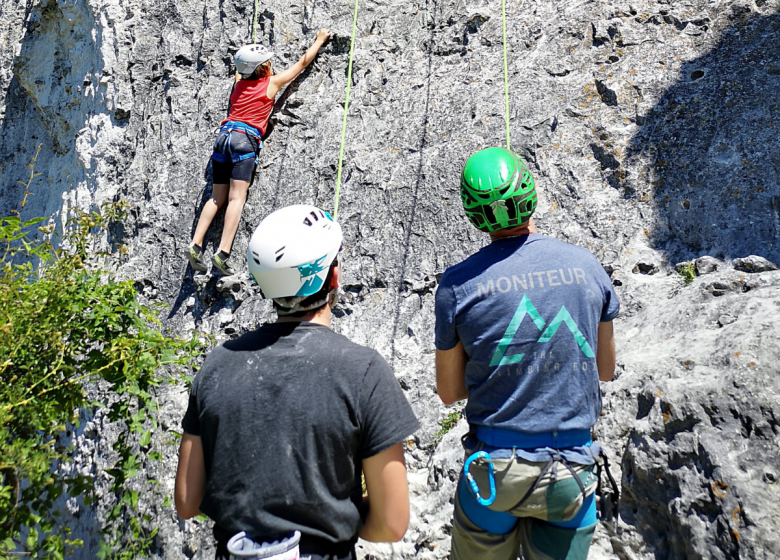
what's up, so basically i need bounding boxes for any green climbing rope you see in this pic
[333,0,361,220]
[253,0,259,43]
[501,0,510,151]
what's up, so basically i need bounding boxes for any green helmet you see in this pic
[460,147,537,232]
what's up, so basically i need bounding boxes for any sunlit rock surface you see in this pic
[1,0,779,557]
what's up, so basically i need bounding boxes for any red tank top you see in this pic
[222,77,274,136]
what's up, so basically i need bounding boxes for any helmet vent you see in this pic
[303,217,312,226]
[275,254,283,262]
[253,257,261,265]
[310,211,319,222]
[274,246,285,262]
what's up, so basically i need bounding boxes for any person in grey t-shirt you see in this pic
[435,148,619,560]
[175,205,420,560]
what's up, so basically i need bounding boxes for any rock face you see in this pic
[1,0,779,558]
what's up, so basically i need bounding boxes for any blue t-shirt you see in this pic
[435,234,619,434]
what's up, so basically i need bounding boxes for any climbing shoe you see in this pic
[212,251,236,276]
[186,243,208,272]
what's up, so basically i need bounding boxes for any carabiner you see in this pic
[463,451,497,506]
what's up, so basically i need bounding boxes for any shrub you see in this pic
[678,262,697,284]
[434,410,463,442]
[0,147,203,558]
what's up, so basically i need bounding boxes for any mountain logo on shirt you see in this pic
[489,295,595,367]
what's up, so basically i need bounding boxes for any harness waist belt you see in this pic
[221,120,262,140]
[475,426,591,449]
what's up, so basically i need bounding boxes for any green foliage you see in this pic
[678,262,697,284]
[0,147,203,558]
[434,410,463,441]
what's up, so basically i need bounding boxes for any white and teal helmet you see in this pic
[247,205,342,310]
[234,44,273,75]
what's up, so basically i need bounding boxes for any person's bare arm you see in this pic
[359,443,409,542]
[436,342,468,405]
[596,321,616,381]
[175,434,207,519]
[267,29,330,99]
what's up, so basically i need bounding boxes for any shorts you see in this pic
[211,129,260,184]
[451,455,598,560]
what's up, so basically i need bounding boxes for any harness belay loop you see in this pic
[227,531,301,560]
[463,451,497,506]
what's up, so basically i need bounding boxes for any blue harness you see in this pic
[461,427,597,534]
[212,121,263,164]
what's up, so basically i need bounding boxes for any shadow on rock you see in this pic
[625,12,780,265]
[390,0,436,365]
[0,0,131,217]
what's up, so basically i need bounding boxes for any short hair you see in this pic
[272,261,337,318]
[243,60,272,80]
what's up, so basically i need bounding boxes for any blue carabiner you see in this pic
[464,451,497,506]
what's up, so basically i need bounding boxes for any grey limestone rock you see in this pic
[695,256,721,275]
[1,0,779,558]
[733,255,780,273]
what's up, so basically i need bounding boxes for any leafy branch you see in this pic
[0,146,205,559]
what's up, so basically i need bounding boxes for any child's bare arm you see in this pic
[267,29,330,99]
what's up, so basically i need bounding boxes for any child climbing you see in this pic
[187,29,332,276]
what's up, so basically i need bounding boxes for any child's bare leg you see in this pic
[192,184,229,247]
[218,179,250,254]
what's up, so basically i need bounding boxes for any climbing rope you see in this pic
[253,0,260,43]
[333,0,361,220]
[501,0,511,151]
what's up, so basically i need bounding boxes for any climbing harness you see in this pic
[501,0,511,150]
[460,427,603,531]
[507,450,589,511]
[227,530,301,559]
[463,451,497,506]
[332,0,361,220]
[212,121,263,165]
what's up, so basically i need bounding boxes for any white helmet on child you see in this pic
[247,205,343,306]
[234,44,273,75]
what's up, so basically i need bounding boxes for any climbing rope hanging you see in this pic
[501,0,511,151]
[333,0,361,220]
[253,0,260,43]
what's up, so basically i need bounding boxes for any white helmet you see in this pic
[234,44,273,75]
[248,205,343,306]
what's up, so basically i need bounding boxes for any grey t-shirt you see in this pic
[435,234,619,434]
[182,322,420,555]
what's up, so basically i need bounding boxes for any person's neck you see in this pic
[276,304,332,328]
[489,218,537,243]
